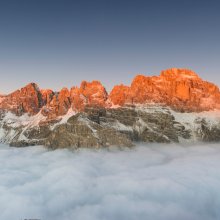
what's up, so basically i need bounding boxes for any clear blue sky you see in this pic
[0,0,219,94]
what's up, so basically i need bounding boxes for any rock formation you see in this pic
[110,68,220,112]
[1,68,220,149]
[70,80,108,111]
[0,83,43,115]
[1,68,220,117]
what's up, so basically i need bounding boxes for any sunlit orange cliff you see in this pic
[1,68,220,117]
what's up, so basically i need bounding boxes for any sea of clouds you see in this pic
[0,143,220,220]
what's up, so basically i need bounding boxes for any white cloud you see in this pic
[0,143,220,220]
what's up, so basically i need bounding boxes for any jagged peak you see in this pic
[41,89,54,94]
[59,87,70,97]
[7,82,41,97]
[132,74,147,82]
[60,87,69,92]
[1,68,220,116]
[80,80,105,89]
[160,68,200,79]
[131,74,156,87]
[41,88,53,91]
[113,84,130,88]
[23,82,40,91]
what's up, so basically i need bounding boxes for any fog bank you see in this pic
[0,143,220,220]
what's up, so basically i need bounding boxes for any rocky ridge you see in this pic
[1,68,220,148]
[110,68,220,112]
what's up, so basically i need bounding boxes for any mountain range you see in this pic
[1,68,220,148]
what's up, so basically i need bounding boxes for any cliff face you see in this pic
[0,83,43,115]
[0,68,220,117]
[70,80,108,111]
[1,105,220,149]
[0,80,108,118]
[110,68,220,112]
[1,68,220,148]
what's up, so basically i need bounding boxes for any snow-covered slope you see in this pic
[1,105,220,148]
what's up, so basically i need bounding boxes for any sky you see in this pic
[0,0,220,94]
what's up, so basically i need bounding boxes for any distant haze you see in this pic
[0,0,220,94]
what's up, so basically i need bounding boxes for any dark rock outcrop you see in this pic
[0,106,198,149]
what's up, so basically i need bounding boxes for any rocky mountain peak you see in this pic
[160,68,200,80]
[25,82,40,91]
[70,80,108,111]
[0,83,43,115]
[110,68,220,112]
[0,68,220,117]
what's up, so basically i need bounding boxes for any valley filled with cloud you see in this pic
[0,143,220,220]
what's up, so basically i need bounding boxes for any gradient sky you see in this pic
[0,0,220,94]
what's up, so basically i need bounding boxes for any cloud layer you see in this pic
[0,143,220,220]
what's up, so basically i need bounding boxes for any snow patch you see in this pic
[78,116,99,139]
[111,121,133,132]
[50,108,76,130]
[1,111,47,128]
[171,109,220,128]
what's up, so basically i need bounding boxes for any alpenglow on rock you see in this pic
[1,68,220,148]
[110,68,220,112]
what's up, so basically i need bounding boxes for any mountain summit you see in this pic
[0,68,220,118]
[1,68,220,148]
[110,68,220,112]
